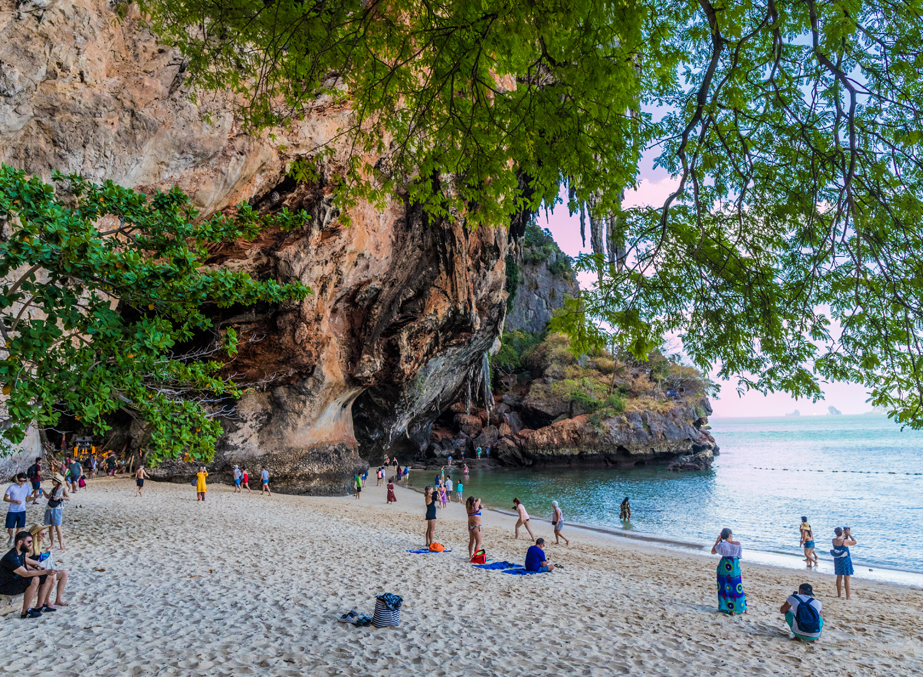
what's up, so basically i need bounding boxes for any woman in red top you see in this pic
[386,477,397,504]
[241,469,251,494]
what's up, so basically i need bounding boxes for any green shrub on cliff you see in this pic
[0,166,310,462]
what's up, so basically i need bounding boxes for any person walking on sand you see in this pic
[551,500,569,546]
[438,480,448,508]
[801,527,818,568]
[712,528,747,615]
[466,496,483,559]
[376,467,383,487]
[512,498,536,541]
[831,527,857,599]
[196,467,208,501]
[386,477,397,504]
[242,469,252,493]
[260,467,272,496]
[135,466,148,497]
[424,487,437,546]
[43,474,69,551]
[445,476,453,499]
[26,458,43,504]
[620,497,631,521]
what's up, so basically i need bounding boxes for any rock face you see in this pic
[0,0,511,492]
[505,247,577,334]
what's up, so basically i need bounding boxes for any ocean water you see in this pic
[409,414,923,574]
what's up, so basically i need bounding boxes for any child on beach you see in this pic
[438,481,448,508]
[196,467,208,501]
[386,478,397,504]
[456,481,463,503]
[354,474,362,499]
[135,466,148,497]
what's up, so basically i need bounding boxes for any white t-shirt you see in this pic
[714,541,742,558]
[4,484,30,513]
[233,469,242,480]
[786,595,823,637]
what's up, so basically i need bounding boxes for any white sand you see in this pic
[2,476,921,676]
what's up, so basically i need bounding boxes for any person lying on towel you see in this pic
[525,538,555,573]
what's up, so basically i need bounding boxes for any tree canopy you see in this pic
[140,0,923,426]
[0,166,310,461]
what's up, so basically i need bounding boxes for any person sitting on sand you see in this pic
[44,474,69,551]
[512,498,536,541]
[0,531,62,618]
[780,583,823,641]
[196,467,208,501]
[525,538,555,572]
[386,477,397,504]
[466,496,483,558]
[135,466,148,497]
[26,524,69,607]
[551,500,569,546]
[620,497,631,521]
[424,487,437,546]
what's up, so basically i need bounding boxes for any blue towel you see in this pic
[501,567,544,575]
[407,548,453,554]
[474,561,519,570]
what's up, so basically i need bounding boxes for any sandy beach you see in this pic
[2,476,922,676]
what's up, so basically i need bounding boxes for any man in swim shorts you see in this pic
[233,465,242,493]
[260,467,271,496]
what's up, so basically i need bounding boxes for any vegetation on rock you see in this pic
[0,166,310,461]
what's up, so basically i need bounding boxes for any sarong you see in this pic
[717,557,747,614]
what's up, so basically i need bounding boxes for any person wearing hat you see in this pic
[780,583,824,641]
[0,530,61,618]
[44,473,70,552]
[232,465,243,493]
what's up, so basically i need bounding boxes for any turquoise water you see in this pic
[410,414,923,573]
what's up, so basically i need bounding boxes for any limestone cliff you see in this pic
[0,0,512,491]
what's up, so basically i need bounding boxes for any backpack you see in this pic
[470,549,486,564]
[793,596,821,634]
[27,464,39,480]
[429,542,446,552]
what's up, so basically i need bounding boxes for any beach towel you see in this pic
[473,561,519,570]
[501,567,545,575]
[406,548,453,554]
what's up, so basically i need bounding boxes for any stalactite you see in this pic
[481,352,494,417]
[579,201,587,248]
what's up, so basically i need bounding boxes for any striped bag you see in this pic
[371,593,402,628]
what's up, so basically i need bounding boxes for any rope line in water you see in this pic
[752,467,922,475]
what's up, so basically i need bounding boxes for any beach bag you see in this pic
[78,476,87,488]
[429,542,446,552]
[470,549,486,565]
[191,477,197,486]
[794,597,821,634]
[372,593,402,628]
[830,545,848,558]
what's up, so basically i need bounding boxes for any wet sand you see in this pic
[2,476,921,676]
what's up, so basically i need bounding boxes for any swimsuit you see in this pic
[467,509,481,531]
[426,499,437,520]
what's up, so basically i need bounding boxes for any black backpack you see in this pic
[27,463,39,480]
[794,596,821,633]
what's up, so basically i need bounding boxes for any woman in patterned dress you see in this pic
[832,527,857,599]
[711,528,747,615]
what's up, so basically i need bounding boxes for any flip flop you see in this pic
[338,609,359,623]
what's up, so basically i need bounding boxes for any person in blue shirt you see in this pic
[524,538,555,573]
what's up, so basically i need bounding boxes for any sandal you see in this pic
[338,609,359,623]
[39,604,57,612]
[21,608,42,619]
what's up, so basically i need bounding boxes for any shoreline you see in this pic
[2,477,921,676]
[400,476,923,588]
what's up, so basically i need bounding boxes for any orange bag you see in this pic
[429,542,446,552]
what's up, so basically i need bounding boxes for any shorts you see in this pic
[5,511,26,530]
[785,612,822,641]
[234,478,241,486]
[262,480,269,486]
[804,541,815,549]
[554,521,565,532]
[0,578,32,596]
[136,479,144,487]
[456,491,463,497]
[31,481,41,491]
[44,507,63,527]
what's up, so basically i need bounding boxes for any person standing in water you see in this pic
[551,500,569,545]
[832,527,857,599]
[620,497,631,521]
[195,467,208,501]
[711,528,747,615]
[134,466,148,497]
[424,487,437,546]
[466,496,483,558]
[512,498,536,541]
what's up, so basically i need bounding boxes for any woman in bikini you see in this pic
[466,496,483,559]
[424,487,437,546]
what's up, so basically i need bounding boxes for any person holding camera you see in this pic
[831,527,857,599]
[711,528,747,615]
[780,583,823,641]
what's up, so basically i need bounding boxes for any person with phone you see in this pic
[780,583,823,641]
[831,527,857,599]
[711,528,747,615]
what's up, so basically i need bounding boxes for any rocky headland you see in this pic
[0,0,715,489]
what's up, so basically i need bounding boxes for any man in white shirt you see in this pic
[780,583,824,641]
[4,474,31,547]
[233,466,243,493]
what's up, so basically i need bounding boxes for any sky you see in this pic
[540,155,874,419]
